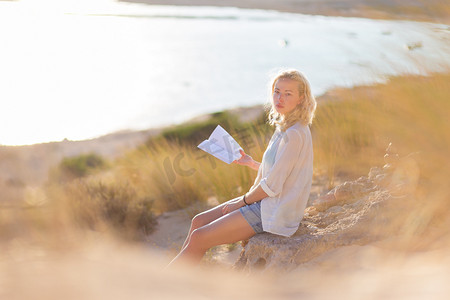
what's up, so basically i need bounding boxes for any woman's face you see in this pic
[272,78,303,116]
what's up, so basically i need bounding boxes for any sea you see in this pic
[1,0,449,145]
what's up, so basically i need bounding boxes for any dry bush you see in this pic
[49,153,109,183]
[55,179,157,240]
[114,140,210,213]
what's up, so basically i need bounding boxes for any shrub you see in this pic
[148,111,242,147]
[64,180,157,239]
[56,153,108,181]
[115,140,211,213]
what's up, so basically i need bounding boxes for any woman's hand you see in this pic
[233,149,254,167]
[222,196,245,215]
[233,149,260,171]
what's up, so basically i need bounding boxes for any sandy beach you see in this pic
[121,0,450,23]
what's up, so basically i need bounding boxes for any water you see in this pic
[1,0,449,146]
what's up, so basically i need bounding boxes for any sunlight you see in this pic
[0,0,131,145]
[0,0,448,146]
[17,0,119,13]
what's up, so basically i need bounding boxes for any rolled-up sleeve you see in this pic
[260,129,303,197]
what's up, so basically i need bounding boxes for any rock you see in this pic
[235,189,391,272]
[368,166,384,181]
[235,147,415,272]
[310,192,336,211]
[326,206,344,214]
[311,176,373,212]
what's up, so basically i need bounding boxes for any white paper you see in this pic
[197,125,243,164]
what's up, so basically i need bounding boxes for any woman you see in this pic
[168,69,317,267]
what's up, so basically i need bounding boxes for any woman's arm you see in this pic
[224,129,304,215]
[242,184,267,205]
[233,149,260,171]
[221,184,268,215]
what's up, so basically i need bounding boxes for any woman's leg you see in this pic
[169,209,256,267]
[180,202,228,250]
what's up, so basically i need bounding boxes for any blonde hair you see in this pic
[265,69,317,131]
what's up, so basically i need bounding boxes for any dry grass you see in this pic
[113,120,271,212]
[313,72,450,249]
[314,73,449,173]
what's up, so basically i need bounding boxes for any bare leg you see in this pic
[168,209,256,267]
[180,201,228,250]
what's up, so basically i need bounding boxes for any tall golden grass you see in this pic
[113,121,271,214]
[313,72,450,248]
[314,73,449,179]
[360,0,450,22]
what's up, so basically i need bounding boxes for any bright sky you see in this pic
[0,0,142,146]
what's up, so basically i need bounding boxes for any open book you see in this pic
[197,125,243,164]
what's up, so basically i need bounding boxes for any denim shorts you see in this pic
[239,201,264,234]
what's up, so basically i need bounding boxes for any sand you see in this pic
[2,236,449,299]
[120,0,450,23]
[148,208,243,266]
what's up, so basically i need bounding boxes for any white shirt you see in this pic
[250,122,313,237]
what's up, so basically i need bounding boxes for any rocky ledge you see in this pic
[235,144,418,272]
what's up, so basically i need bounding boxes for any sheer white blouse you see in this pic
[250,122,313,237]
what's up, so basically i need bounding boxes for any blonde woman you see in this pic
[168,69,317,267]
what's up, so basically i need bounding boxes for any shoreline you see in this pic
[119,0,450,24]
[0,70,447,188]
[0,104,265,188]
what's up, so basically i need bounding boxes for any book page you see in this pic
[197,125,243,164]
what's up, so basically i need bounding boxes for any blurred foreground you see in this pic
[1,238,450,299]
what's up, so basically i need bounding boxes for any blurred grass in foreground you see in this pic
[1,72,449,250]
[313,72,450,248]
[314,73,449,181]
